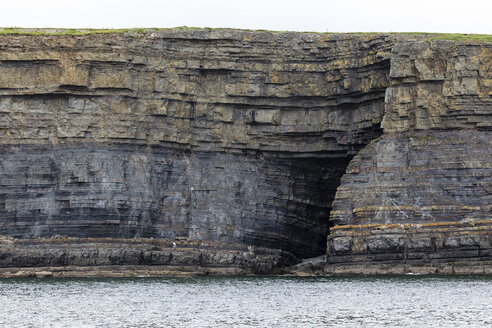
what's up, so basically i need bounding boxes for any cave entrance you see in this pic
[245,153,355,261]
[287,155,353,259]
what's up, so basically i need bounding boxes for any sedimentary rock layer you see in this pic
[327,40,492,274]
[0,30,420,273]
[0,144,346,259]
[0,30,400,152]
[0,236,294,276]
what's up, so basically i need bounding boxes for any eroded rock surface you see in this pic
[327,40,492,274]
[0,31,489,275]
[0,30,420,274]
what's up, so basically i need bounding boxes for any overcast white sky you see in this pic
[1,0,490,34]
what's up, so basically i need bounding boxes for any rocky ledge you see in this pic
[0,29,490,276]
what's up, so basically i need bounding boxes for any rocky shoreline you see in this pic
[1,235,490,278]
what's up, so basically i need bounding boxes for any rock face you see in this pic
[327,40,492,274]
[0,30,418,274]
[0,30,490,275]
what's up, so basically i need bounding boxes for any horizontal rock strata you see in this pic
[326,40,492,274]
[0,30,422,273]
[1,30,489,275]
[0,144,346,258]
[0,236,294,276]
[0,30,403,153]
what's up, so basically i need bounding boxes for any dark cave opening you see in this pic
[254,120,385,260]
[239,154,356,260]
[261,122,385,260]
[288,156,353,258]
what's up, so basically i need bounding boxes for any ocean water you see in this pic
[0,275,490,327]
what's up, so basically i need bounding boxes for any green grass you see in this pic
[428,33,492,42]
[0,27,162,35]
[0,27,490,42]
[0,27,424,36]
[0,26,229,36]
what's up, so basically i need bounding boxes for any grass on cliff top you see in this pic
[0,26,234,36]
[0,27,160,35]
[429,33,492,42]
[0,27,491,42]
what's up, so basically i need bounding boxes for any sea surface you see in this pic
[0,275,490,327]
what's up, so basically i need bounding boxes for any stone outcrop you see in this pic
[326,40,492,274]
[0,29,422,275]
[0,29,490,276]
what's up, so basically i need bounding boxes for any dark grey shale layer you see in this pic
[0,144,345,258]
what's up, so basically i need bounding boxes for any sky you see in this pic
[0,0,491,34]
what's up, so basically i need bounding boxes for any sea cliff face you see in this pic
[326,40,492,274]
[0,29,489,276]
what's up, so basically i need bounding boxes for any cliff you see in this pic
[326,40,492,274]
[0,29,489,276]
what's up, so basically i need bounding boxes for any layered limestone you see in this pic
[0,30,489,276]
[0,30,420,275]
[327,40,492,274]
